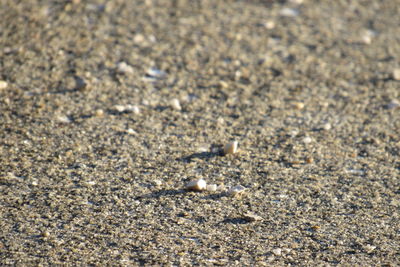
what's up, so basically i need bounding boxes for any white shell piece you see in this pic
[224,141,238,155]
[185,179,207,191]
[170,98,182,111]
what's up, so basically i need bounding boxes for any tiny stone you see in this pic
[364,244,376,254]
[133,34,145,44]
[280,8,299,17]
[290,129,299,137]
[224,141,238,155]
[293,102,304,110]
[127,128,137,135]
[302,136,312,144]
[154,180,162,186]
[185,179,207,191]
[117,62,134,74]
[42,231,50,238]
[170,98,182,111]
[219,80,229,89]
[0,80,8,90]
[114,105,126,112]
[95,109,104,117]
[361,29,376,44]
[263,20,275,29]
[393,68,400,80]
[272,248,282,256]
[323,122,332,130]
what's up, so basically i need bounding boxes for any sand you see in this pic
[1,0,399,265]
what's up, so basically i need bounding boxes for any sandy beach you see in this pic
[1,0,399,265]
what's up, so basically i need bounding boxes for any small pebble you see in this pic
[322,122,332,130]
[133,34,145,44]
[95,109,104,117]
[117,62,134,74]
[0,80,8,90]
[185,179,207,191]
[56,115,71,123]
[219,80,229,89]
[302,136,312,144]
[293,102,304,110]
[289,129,299,137]
[243,212,263,222]
[170,98,182,111]
[224,141,238,155]
[154,180,162,186]
[42,231,50,238]
[393,68,400,80]
[263,20,275,29]
[126,128,137,135]
[114,104,140,113]
[361,29,376,44]
[280,8,299,17]
[364,244,376,254]
[114,105,126,112]
[272,248,282,256]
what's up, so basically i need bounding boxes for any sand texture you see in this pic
[1,0,399,265]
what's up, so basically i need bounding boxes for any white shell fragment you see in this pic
[393,68,400,81]
[322,122,332,130]
[223,141,238,155]
[0,80,8,90]
[117,62,134,74]
[114,104,140,114]
[185,179,207,192]
[56,115,71,123]
[361,29,376,44]
[114,105,126,112]
[170,98,182,111]
[293,102,305,110]
[146,68,166,78]
[228,185,246,196]
[364,244,376,254]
